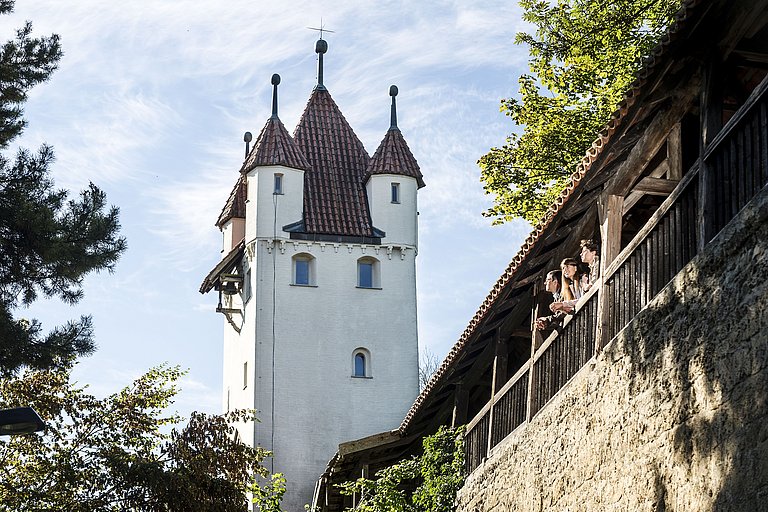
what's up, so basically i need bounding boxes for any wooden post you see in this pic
[526,283,541,422]
[486,329,505,454]
[451,383,468,428]
[698,61,722,249]
[595,194,624,351]
[667,122,683,181]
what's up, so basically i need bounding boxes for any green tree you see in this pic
[0,363,271,511]
[479,0,681,224]
[0,0,126,376]
[338,426,465,512]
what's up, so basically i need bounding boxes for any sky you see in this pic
[3,1,533,418]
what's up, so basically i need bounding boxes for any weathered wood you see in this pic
[604,164,699,283]
[604,77,700,197]
[667,122,683,180]
[633,176,680,195]
[622,161,672,214]
[451,383,468,428]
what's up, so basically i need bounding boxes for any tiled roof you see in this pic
[398,0,703,433]
[199,239,245,294]
[293,88,374,237]
[215,175,247,228]
[240,117,311,174]
[366,128,425,188]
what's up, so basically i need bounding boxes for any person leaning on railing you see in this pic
[550,258,584,315]
[580,239,600,292]
[534,270,564,331]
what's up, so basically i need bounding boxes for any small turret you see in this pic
[365,85,424,247]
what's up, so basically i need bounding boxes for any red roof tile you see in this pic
[366,128,425,188]
[293,89,374,237]
[241,117,310,174]
[215,175,247,228]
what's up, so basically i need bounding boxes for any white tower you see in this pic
[200,41,424,511]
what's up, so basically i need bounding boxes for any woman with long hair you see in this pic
[550,258,584,314]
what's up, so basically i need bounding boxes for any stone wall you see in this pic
[457,187,768,512]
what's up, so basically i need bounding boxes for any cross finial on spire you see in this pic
[307,22,334,91]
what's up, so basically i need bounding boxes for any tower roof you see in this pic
[215,175,247,228]
[366,128,425,188]
[293,88,374,237]
[240,116,311,174]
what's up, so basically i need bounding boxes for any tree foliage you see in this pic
[0,0,126,376]
[0,363,270,511]
[479,0,681,223]
[338,426,465,512]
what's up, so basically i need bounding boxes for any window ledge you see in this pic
[356,286,382,290]
[290,284,318,288]
[351,375,373,379]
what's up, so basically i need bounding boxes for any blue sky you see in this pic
[3,1,533,417]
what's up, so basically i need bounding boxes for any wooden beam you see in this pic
[622,160,671,215]
[604,77,700,197]
[451,383,468,428]
[633,176,680,195]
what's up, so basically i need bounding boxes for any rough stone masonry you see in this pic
[457,186,768,512]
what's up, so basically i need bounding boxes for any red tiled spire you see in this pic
[216,174,247,228]
[293,88,374,237]
[366,128,425,188]
[240,117,310,174]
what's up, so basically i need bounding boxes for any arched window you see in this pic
[357,257,380,289]
[352,348,371,378]
[292,253,316,286]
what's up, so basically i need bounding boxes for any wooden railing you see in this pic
[704,74,768,240]
[463,74,768,475]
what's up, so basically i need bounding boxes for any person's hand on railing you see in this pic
[550,301,575,314]
[534,317,548,330]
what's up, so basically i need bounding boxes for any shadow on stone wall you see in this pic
[617,188,768,510]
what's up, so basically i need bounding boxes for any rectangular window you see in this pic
[243,362,248,389]
[295,259,310,285]
[244,269,252,303]
[274,173,283,195]
[358,262,373,288]
[391,182,400,203]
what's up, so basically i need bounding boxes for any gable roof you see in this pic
[366,128,425,188]
[293,88,375,237]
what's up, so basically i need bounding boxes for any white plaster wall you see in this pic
[250,238,420,511]
[222,217,245,254]
[246,165,304,240]
[366,175,418,246]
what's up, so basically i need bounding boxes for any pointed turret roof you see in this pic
[293,88,374,237]
[240,117,311,174]
[215,174,247,228]
[366,128,425,188]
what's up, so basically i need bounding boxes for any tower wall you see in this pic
[366,174,418,247]
[249,238,419,510]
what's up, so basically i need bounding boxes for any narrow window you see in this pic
[354,353,366,377]
[357,257,380,289]
[293,254,315,286]
[358,262,373,288]
[243,361,248,389]
[244,268,252,303]
[352,348,371,378]
[274,173,283,195]
[391,182,400,203]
